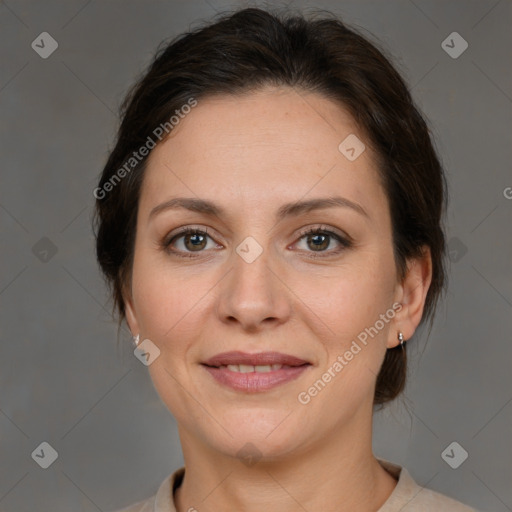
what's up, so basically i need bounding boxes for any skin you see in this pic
[124,86,432,512]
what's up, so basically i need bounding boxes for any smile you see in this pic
[201,363,311,392]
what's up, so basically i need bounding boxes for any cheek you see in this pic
[296,273,395,417]
[301,252,397,387]
[130,246,209,343]
[294,251,396,336]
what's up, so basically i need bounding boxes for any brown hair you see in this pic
[93,6,447,405]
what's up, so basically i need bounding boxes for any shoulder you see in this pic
[396,482,478,511]
[377,459,478,511]
[413,492,476,510]
[110,467,184,512]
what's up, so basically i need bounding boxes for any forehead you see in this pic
[139,87,385,218]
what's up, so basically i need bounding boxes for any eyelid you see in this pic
[166,224,350,242]
[162,223,352,256]
[164,224,221,245]
[291,225,353,257]
[294,224,352,244]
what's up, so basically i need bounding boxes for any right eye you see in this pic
[162,227,222,257]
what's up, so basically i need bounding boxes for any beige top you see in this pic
[113,458,477,511]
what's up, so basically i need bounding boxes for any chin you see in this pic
[212,412,306,458]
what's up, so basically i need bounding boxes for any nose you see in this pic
[215,242,292,332]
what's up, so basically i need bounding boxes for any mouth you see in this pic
[206,363,305,373]
[201,351,312,392]
[202,350,310,368]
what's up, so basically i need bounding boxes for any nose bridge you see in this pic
[216,234,290,328]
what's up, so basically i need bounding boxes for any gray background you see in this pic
[1,0,511,510]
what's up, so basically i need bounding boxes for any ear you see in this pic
[124,287,140,338]
[388,245,433,348]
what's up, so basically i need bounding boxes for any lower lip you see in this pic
[201,364,311,392]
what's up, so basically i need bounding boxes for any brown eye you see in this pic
[164,227,219,256]
[182,232,208,251]
[306,232,330,251]
[295,227,352,257]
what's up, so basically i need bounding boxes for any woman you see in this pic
[94,7,477,511]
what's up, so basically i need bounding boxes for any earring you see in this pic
[398,331,405,348]
[133,334,140,347]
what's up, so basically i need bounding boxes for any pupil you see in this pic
[188,233,205,249]
[310,234,328,250]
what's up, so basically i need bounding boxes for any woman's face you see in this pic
[124,87,421,460]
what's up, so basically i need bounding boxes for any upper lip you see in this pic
[202,351,310,367]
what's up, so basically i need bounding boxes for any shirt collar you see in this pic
[152,458,416,512]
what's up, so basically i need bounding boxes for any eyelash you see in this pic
[161,225,352,259]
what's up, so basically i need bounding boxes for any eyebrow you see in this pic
[148,196,369,223]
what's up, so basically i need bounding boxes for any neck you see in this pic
[174,410,397,512]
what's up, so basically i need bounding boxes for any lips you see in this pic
[202,351,310,368]
[201,351,312,392]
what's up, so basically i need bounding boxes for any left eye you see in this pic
[294,228,349,253]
